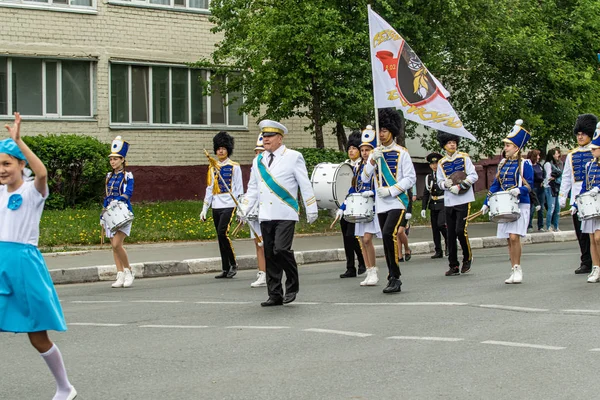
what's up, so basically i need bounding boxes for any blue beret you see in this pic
[0,139,26,160]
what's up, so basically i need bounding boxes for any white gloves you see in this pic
[420,209,427,218]
[109,199,118,207]
[307,212,318,224]
[481,205,489,215]
[559,198,567,209]
[570,206,578,216]
[591,187,600,195]
[449,185,460,195]
[376,187,391,198]
[361,190,374,198]
[200,204,209,221]
[509,188,520,197]
[535,205,541,212]
[405,213,412,220]
[444,178,453,189]
[372,148,384,160]
[336,209,344,219]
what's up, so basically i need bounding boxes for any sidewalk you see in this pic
[47,220,576,284]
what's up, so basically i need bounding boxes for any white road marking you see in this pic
[194,301,252,305]
[387,336,464,342]
[481,340,565,350]
[589,348,600,352]
[292,302,321,305]
[139,325,210,329]
[479,304,549,312]
[71,301,121,304]
[130,300,183,303]
[226,326,290,330]
[69,322,125,327]
[303,328,372,338]
[335,302,467,306]
[563,309,600,314]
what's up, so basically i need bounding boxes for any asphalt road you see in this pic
[4,241,600,400]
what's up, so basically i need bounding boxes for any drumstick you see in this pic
[464,210,483,221]
[232,221,244,236]
[330,214,341,229]
[559,210,572,217]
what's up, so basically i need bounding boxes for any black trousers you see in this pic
[212,207,236,272]
[340,218,365,270]
[430,208,448,253]
[572,213,592,268]
[445,203,471,267]
[261,220,298,300]
[378,209,404,280]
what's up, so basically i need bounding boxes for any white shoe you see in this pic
[360,268,372,286]
[363,267,379,286]
[123,268,134,288]
[587,266,600,283]
[505,268,515,284]
[111,271,125,288]
[250,271,267,288]
[512,265,522,284]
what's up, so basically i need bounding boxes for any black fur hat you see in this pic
[573,114,598,137]
[378,108,405,138]
[346,130,362,151]
[213,131,234,156]
[437,130,461,148]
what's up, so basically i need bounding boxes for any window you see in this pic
[0,57,94,118]
[110,0,208,11]
[0,0,96,12]
[110,63,245,127]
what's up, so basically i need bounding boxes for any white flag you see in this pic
[368,7,476,141]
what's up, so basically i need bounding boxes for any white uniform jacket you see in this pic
[436,151,478,207]
[559,144,593,206]
[362,142,416,213]
[245,145,317,222]
[203,158,243,209]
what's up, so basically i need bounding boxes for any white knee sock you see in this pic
[40,344,74,400]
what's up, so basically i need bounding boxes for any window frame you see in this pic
[107,0,210,14]
[0,0,97,14]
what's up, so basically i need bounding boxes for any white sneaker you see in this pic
[512,265,522,284]
[360,268,372,286]
[587,266,600,283]
[123,268,135,288]
[250,271,267,288]
[111,271,125,288]
[363,267,379,286]
[505,268,515,284]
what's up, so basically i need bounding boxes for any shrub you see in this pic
[297,147,347,176]
[23,135,110,210]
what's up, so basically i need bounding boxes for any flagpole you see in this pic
[367,4,383,187]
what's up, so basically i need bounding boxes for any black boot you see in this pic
[383,277,402,293]
[357,265,367,275]
[340,268,357,278]
[575,264,592,274]
[431,251,443,259]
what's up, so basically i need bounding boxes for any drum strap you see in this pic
[380,158,409,208]
[256,153,299,213]
[497,158,531,192]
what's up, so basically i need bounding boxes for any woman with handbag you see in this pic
[544,148,563,231]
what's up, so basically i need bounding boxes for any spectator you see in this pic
[527,150,546,231]
[544,147,563,231]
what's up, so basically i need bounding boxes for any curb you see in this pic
[49,230,578,285]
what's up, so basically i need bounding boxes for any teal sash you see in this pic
[380,157,409,208]
[257,153,299,212]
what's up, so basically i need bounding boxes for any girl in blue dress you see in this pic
[0,113,77,399]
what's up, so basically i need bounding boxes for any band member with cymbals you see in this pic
[421,152,448,259]
[243,120,318,307]
[200,131,243,279]
[362,108,416,294]
[559,114,597,275]
[436,130,478,276]
[480,120,533,284]
[336,130,367,278]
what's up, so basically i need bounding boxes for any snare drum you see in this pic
[488,191,520,223]
[343,193,374,223]
[310,162,353,210]
[102,201,134,233]
[237,194,258,221]
[576,192,600,220]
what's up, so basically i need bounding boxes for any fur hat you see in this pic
[213,131,234,156]
[346,131,362,151]
[573,114,598,137]
[437,130,461,148]
[378,108,405,138]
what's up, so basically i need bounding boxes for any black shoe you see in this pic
[404,251,411,262]
[461,259,472,274]
[431,251,444,259]
[575,265,592,274]
[261,298,283,307]
[226,265,238,278]
[283,292,297,304]
[398,257,405,263]
[382,277,402,293]
[215,271,228,279]
[340,269,357,278]
[445,266,460,276]
[357,265,367,275]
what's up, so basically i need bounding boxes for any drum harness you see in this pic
[496,158,531,194]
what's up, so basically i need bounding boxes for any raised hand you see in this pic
[4,112,21,142]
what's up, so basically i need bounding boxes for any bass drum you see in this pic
[310,162,354,210]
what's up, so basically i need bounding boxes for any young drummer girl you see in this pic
[102,136,135,288]
[481,120,533,284]
[0,113,77,399]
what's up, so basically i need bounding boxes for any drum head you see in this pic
[333,164,354,207]
[490,213,519,223]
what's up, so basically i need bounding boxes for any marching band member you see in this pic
[337,131,367,278]
[362,108,416,294]
[103,136,135,288]
[1,113,77,400]
[559,114,597,275]
[396,187,413,262]
[243,120,318,306]
[436,130,478,276]
[249,133,267,288]
[577,122,600,283]
[480,120,533,284]
[200,131,243,279]
[421,152,448,259]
